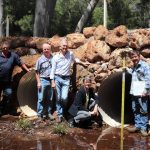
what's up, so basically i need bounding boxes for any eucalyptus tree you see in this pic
[33,0,57,37]
[75,0,99,32]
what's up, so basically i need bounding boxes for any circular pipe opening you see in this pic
[98,71,133,127]
[17,70,37,116]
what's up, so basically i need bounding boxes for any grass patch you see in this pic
[15,118,32,130]
[52,123,69,135]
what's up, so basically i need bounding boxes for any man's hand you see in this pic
[37,82,41,90]
[90,110,97,116]
[51,80,56,88]
[28,68,32,72]
[82,61,91,67]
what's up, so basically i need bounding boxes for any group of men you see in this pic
[0,39,150,135]
[35,38,101,127]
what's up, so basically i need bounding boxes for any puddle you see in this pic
[0,116,150,150]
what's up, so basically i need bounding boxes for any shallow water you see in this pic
[0,116,150,150]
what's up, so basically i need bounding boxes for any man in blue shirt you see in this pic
[126,50,150,137]
[35,43,54,121]
[0,41,31,116]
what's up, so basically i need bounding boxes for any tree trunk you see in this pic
[0,0,4,37]
[33,0,57,37]
[75,0,99,33]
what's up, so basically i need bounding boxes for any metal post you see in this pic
[6,15,9,37]
[103,0,107,28]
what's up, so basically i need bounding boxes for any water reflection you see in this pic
[0,127,150,150]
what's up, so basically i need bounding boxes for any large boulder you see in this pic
[83,27,96,38]
[105,25,128,47]
[48,35,61,52]
[129,29,150,49]
[94,25,109,40]
[66,33,86,49]
[74,40,110,63]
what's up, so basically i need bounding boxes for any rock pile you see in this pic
[0,25,150,90]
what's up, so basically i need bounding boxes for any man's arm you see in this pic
[35,71,41,90]
[75,58,91,67]
[50,57,57,88]
[21,63,31,72]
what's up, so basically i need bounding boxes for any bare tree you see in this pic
[75,0,99,33]
[0,0,4,37]
[33,0,57,37]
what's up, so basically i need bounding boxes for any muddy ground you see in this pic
[0,115,150,150]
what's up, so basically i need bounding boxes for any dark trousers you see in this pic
[0,82,12,115]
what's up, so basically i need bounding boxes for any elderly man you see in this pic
[35,43,54,121]
[126,50,150,137]
[50,38,89,123]
[68,76,101,128]
[0,41,30,116]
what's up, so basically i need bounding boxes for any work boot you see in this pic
[126,126,140,133]
[140,130,148,137]
[68,118,76,128]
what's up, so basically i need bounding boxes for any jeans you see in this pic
[37,78,53,117]
[74,110,91,123]
[0,82,12,114]
[54,75,70,118]
[131,96,148,131]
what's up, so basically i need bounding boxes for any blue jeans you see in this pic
[0,82,12,113]
[131,96,148,131]
[37,78,53,117]
[54,75,70,118]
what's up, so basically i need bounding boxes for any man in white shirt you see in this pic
[50,38,89,123]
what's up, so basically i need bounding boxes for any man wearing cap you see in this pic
[50,38,90,123]
[68,76,101,127]
[0,41,31,116]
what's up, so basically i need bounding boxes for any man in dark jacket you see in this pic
[68,76,101,127]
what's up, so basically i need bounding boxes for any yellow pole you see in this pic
[120,54,126,150]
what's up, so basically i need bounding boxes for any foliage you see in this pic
[15,118,32,130]
[51,0,88,36]
[1,0,150,36]
[52,123,69,135]
[15,15,33,35]
[91,7,103,26]
[3,0,35,36]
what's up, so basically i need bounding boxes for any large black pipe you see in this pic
[98,72,133,126]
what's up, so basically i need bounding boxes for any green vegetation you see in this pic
[15,118,32,130]
[52,123,69,135]
[2,0,150,36]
